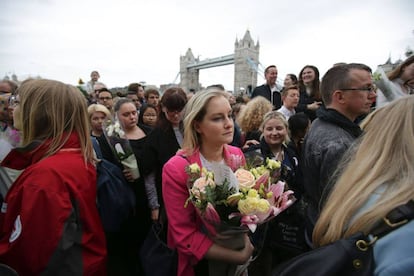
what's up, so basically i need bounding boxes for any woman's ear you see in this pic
[194,121,201,134]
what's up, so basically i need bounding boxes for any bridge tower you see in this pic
[234,30,260,94]
[179,48,200,92]
[179,30,259,94]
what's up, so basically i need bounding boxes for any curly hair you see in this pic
[237,96,273,133]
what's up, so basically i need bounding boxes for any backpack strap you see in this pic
[371,200,414,239]
[91,136,103,159]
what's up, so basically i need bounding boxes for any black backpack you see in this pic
[272,200,414,276]
[92,137,136,232]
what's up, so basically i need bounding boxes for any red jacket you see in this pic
[0,133,107,275]
[162,145,245,276]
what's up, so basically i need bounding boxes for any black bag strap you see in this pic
[91,136,103,159]
[179,154,189,163]
[371,200,414,239]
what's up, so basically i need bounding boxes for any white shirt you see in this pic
[276,105,295,120]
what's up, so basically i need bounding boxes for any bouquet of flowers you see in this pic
[105,120,140,180]
[186,157,295,234]
[373,68,395,101]
[185,155,295,275]
[373,67,407,108]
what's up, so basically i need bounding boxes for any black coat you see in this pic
[141,125,182,207]
[244,138,303,198]
[296,88,323,121]
[302,107,362,239]
[251,84,282,109]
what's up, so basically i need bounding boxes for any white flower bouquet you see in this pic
[105,120,140,180]
[373,67,406,108]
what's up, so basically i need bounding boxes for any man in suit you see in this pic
[251,65,283,109]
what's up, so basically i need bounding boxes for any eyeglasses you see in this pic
[339,86,376,93]
[99,97,112,101]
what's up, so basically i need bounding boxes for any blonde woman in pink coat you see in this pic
[162,87,254,276]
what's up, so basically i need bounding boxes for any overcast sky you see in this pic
[1,0,413,91]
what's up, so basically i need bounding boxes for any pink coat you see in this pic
[162,145,245,276]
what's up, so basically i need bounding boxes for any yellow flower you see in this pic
[226,192,243,206]
[247,188,258,198]
[250,168,259,178]
[238,189,270,215]
[266,158,281,170]
[200,167,214,180]
[188,163,201,174]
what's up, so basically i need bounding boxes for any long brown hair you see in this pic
[298,65,321,100]
[17,79,94,163]
[387,55,414,81]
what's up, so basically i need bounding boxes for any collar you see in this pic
[317,107,362,138]
[259,138,288,158]
[1,132,81,170]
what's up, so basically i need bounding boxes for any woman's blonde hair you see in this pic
[259,111,290,144]
[237,96,273,133]
[313,96,414,246]
[87,103,111,119]
[182,87,229,155]
[17,79,94,163]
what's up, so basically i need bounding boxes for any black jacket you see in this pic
[141,125,182,207]
[251,84,282,109]
[296,87,323,121]
[244,138,303,198]
[302,107,362,239]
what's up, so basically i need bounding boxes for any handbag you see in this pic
[268,198,308,256]
[272,200,414,276]
[91,137,136,232]
[140,222,177,276]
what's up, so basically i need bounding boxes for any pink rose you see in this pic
[235,168,255,189]
[191,177,216,199]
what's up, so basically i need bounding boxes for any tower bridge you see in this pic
[179,30,260,94]
[186,54,235,70]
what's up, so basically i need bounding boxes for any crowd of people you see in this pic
[0,55,413,276]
